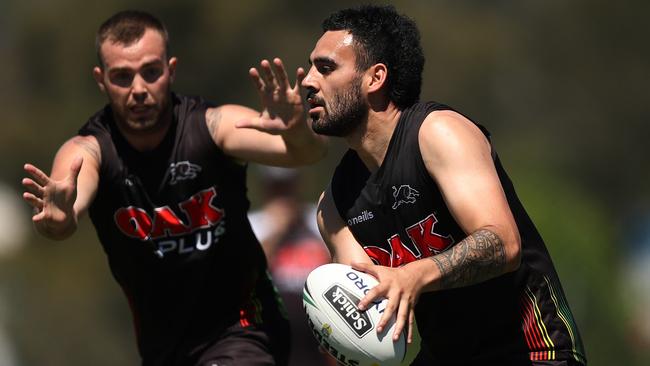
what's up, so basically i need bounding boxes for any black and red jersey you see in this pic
[331,102,586,365]
[79,93,285,365]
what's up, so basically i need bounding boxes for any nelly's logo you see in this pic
[391,185,419,209]
[168,161,202,185]
[113,187,224,241]
[323,285,372,338]
[347,210,374,226]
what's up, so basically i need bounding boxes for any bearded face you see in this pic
[309,74,368,137]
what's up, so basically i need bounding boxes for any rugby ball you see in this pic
[302,263,406,366]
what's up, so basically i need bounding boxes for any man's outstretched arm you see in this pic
[207,58,327,166]
[22,136,101,240]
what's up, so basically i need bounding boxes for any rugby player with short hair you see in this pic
[21,10,326,366]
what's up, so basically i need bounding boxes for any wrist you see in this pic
[35,212,78,240]
[405,258,442,293]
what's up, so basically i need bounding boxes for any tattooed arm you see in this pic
[22,135,100,240]
[419,110,522,285]
[430,228,507,289]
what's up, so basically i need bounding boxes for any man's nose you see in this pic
[132,74,148,102]
[301,66,317,89]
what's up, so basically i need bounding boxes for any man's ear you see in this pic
[168,57,178,84]
[93,66,106,93]
[367,63,388,93]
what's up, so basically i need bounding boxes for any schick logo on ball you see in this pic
[323,285,373,337]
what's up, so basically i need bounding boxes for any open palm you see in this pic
[22,157,82,236]
[238,58,306,134]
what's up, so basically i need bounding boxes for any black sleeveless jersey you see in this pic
[79,93,285,365]
[331,102,586,365]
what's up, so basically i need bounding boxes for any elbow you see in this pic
[503,230,522,273]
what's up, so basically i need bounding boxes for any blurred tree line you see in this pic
[0,0,648,365]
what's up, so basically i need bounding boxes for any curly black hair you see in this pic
[322,5,425,109]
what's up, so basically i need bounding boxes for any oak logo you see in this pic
[114,187,223,240]
[323,285,372,338]
[364,213,454,267]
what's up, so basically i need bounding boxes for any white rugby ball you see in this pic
[303,263,406,366]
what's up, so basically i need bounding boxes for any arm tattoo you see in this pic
[205,107,223,140]
[71,136,100,165]
[430,228,506,289]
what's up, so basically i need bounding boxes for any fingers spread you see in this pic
[22,192,43,210]
[249,68,265,91]
[259,59,277,92]
[24,164,50,186]
[294,67,306,90]
[272,58,290,90]
[357,284,382,311]
[22,178,44,197]
[393,297,411,341]
[376,294,398,333]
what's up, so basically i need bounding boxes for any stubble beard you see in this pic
[113,91,172,137]
[311,76,368,137]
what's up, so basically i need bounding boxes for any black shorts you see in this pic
[194,320,290,366]
[192,271,291,366]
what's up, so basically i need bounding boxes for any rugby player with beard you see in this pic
[305,5,586,366]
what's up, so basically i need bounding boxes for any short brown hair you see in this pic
[95,10,169,66]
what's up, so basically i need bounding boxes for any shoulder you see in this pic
[418,109,490,155]
[66,135,101,166]
[52,135,101,173]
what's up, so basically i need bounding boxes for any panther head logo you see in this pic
[168,161,202,185]
[391,185,420,210]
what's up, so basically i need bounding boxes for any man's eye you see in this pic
[109,72,134,87]
[317,65,333,74]
[141,67,163,83]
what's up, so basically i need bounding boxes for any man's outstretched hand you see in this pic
[22,156,82,239]
[237,58,307,134]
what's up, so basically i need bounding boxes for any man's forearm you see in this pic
[430,228,507,289]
